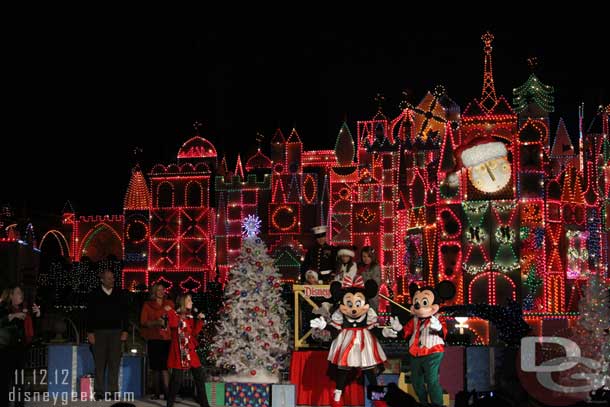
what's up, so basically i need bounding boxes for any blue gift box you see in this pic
[47,344,95,397]
[226,382,271,407]
[364,374,399,407]
[466,346,502,392]
[47,344,142,399]
[118,355,143,399]
[271,384,295,407]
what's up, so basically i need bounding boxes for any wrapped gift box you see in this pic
[47,344,95,396]
[271,383,295,407]
[364,374,399,407]
[118,355,143,399]
[226,382,271,407]
[465,346,505,392]
[79,375,94,400]
[47,345,142,400]
[205,382,225,407]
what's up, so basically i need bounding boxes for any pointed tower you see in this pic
[270,128,286,168]
[234,154,244,179]
[217,155,230,178]
[480,31,498,112]
[124,166,151,210]
[123,165,151,274]
[550,118,575,176]
[335,122,355,166]
[285,128,302,174]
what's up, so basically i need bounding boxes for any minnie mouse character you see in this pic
[382,281,455,407]
[310,279,387,407]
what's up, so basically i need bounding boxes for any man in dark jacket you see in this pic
[87,270,129,400]
[301,225,336,284]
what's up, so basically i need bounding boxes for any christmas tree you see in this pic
[211,215,291,383]
[576,271,610,391]
[513,73,554,114]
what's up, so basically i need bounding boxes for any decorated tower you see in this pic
[122,165,151,290]
[147,128,217,291]
[447,32,522,306]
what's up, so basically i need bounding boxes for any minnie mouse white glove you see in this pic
[390,316,403,331]
[310,317,327,330]
[382,327,398,338]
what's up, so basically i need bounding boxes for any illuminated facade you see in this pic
[41,33,609,319]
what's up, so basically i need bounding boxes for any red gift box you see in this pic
[79,375,94,401]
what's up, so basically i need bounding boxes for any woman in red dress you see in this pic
[165,293,210,407]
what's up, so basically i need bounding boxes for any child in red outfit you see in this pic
[165,293,210,407]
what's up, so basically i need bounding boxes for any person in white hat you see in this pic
[304,270,320,285]
[334,246,360,287]
[301,225,337,284]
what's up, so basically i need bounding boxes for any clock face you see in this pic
[468,156,511,193]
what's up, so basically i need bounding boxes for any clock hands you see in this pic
[484,163,496,181]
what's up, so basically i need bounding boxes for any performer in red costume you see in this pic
[382,282,455,407]
[165,294,210,407]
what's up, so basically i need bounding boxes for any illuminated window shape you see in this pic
[157,182,174,208]
[179,239,209,269]
[150,276,173,291]
[149,240,178,270]
[185,181,203,207]
[468,271,516,305]
[352,203,380,233]
[566,230,588,279]
[269,204,300,235]
[180,208,210,239]
[180,276,202,293]
[150,209,179,239]
[439,209,461,239]
[440,243,461,277]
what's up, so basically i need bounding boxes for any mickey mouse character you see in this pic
[310,279,387,407]
[382,281,456,407]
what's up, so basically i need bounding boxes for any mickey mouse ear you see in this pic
[436,280,456,302]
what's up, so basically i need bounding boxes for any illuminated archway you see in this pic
[80,223,123,262]
[40,229,71,258]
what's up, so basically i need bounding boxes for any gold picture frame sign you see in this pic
[292,285,332,349]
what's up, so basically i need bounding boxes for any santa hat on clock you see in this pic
[445,137,508,187]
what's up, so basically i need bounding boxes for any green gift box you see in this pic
[205,382,225,407]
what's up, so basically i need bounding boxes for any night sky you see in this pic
[4,24,607,221]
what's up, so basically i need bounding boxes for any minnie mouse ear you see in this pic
[436,280,456,302]
[330,281,344,302]
[364,280,379,299]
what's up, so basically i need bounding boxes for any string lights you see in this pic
[41,34,608,329]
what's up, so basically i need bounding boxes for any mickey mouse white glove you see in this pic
[430,316,442,331]
[382,327,398,338]
[390,316,403,332]
[310,316,327,330]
